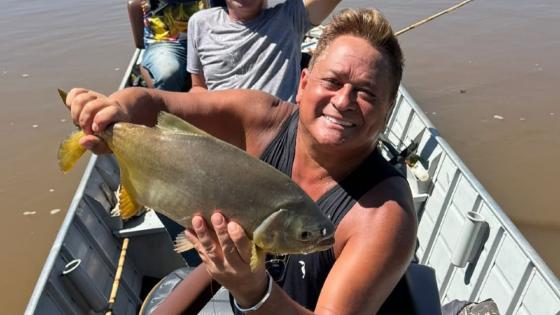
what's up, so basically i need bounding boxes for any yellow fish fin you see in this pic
[250,244,265,272]
[118,185,143,220]
[174,233,194,253]
[156,111,210,136]
[58,130,87,173]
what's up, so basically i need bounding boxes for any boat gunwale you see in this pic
[396,86,560,296]
[24,48,142,315]
[25,45,560,314]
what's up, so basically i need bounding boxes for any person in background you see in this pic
[141,0,208,91]
[65,8,417,314]
[187,0,341,101]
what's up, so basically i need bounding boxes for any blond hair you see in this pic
[309,8,404,100]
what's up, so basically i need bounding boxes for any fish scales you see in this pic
[105,122,310,235]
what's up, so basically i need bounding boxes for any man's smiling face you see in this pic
[296,35,394,152]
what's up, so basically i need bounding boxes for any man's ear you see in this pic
[383,98,396,127]
[295,68,310,104]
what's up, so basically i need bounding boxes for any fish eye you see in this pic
[300,231,312,240]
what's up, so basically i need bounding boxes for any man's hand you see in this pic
[65,88,129,154]
[185,213,270,306]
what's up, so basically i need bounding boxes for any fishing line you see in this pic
[395,0,475,36]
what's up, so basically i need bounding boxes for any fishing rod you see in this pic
[381,0,475,180]
[395,0,475,36]
[302,0,475,46]
[105,237,130,315]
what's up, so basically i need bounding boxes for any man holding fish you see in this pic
[64,8,417,314]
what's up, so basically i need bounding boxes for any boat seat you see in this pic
[117,209,166,238]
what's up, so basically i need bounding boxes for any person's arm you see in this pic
[189,72,208,92]
[185,213,315,314]
[65,87,293,155]
[304,0,341,26]
[184,176,417,315]
[186,14,208,93]
[313,176,417,314]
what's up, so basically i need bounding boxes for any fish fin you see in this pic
[110,206,120,217]
[57,88,68,104]
[174,233,194,253]
[250,244,265,272]
[156,111,210,136]
[117,185,143,220]
[58,130,87,173]
[111,204,146,218]
[252,209,288,249]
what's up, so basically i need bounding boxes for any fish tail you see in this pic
[174,233,194,253]
[58,130,87,173]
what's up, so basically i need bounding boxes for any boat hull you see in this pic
[26,37,560,315]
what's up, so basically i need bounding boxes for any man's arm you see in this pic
[189,72,208,93]
[181,176,417,315]
[314,176,417,314]
[304,0,341,26]
[65,87,293,156]
[251,177,417,315]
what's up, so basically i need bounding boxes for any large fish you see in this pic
[57,90,335,269]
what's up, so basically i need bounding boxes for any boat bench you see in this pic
[116,209,167,238]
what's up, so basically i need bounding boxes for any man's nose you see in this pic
[331,83,357,111]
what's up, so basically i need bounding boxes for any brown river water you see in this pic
[1,0,558,312]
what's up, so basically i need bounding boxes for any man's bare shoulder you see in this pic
[335,175,417,252]
[321,177,417,314]
[216,89,296,155]
[360,175,415,215]
[221,89,294,126]
[189,89,292,119]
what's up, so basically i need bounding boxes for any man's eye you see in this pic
[358,90,376,102]
[322,79,342,89]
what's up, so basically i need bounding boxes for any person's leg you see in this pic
[141,41,187,91]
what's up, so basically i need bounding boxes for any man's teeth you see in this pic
[324,115,354,127]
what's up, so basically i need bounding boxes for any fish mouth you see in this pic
[315,235,335,248]
[300,235,335,254]
[272,235,335,255]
